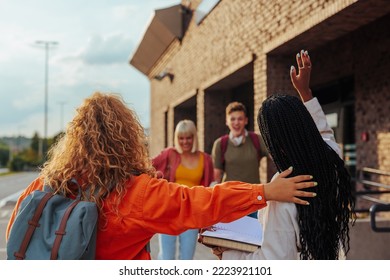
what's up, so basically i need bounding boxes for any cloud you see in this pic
[111,4,137,20]
[77,33,134,65]
[0,0,180,137]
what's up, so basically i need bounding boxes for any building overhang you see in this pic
[266,0,390,55]
[129,4,189,76]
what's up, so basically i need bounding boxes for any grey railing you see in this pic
[370,204,390,232]
[353,167,390,232]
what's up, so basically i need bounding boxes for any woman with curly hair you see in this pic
[6,91,317,260]
[217,50,355,260]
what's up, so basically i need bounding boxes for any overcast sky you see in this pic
[0,0,179,138]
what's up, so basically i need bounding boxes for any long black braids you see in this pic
[258,94,355,260]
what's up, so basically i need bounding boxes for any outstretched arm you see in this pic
[290,49,313,102]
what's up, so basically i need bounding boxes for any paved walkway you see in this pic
[149,233,216,260]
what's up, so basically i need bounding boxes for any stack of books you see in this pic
[200,215,263,252]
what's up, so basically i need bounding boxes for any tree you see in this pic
[0,140,10,167]
[8,132,42,171]
[31,132,40,154]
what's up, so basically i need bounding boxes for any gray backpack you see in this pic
[7,181,98,260]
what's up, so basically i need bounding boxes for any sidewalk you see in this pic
[149,233,216,260]
[0,190,22,208]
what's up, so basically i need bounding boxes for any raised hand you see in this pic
[290,49,313,102]
[263,167,317,205]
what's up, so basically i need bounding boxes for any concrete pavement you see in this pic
[149,233,216,260]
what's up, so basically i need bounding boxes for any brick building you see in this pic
[130,0,390,189]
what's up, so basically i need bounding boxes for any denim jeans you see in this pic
[157,229,199,260]
[247,211,258,219]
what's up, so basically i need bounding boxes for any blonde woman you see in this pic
[152,120,214,259]
[6,92,317,260]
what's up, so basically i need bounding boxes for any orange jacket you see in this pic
[6,174,267,260]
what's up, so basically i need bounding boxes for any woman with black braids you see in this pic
[215,50,355,260]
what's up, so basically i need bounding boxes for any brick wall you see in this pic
[146,0,390,187]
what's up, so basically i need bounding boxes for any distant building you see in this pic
[0,136,31,153]
[130,0,390,188]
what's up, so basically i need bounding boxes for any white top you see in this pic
[222,97,342,260]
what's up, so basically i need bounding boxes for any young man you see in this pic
[211,102,268,218]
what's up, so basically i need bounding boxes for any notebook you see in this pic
[200,216,263,253]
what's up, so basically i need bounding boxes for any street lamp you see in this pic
[35,40,58,158]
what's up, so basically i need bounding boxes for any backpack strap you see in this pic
[51,199,81,259]
[14,192,54,260]
[248,131,262,161]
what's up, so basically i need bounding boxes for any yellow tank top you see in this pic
[175,153,204,187]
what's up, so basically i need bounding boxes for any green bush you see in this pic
[7,152,43,172]
[8,155,27,171]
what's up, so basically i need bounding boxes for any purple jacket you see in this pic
[152,147,214,187]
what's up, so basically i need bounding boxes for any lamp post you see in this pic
[35,40,58,158]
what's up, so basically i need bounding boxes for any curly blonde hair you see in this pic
[40,92,155,219]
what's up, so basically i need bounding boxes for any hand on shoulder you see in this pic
[263,167,317,205]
